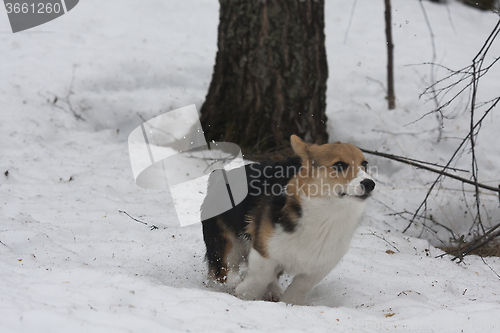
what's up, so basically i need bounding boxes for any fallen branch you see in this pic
[452,223,500,261]
[118,210,163,230]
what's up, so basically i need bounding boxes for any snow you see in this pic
[1,0,499,332]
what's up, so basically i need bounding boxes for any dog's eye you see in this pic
[361,161,368,172]
[331,161,349,172]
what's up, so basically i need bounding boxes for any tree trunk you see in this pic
[385,0,396,110]
[200,0,328,153]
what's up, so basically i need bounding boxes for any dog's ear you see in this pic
[290,135,310,161]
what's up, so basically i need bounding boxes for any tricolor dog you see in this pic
[201,135,375,305]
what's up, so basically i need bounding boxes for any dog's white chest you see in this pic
[268,196,365,274]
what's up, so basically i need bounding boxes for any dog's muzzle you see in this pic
[356,178,375,199]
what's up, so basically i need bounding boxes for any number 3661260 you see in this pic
[5,2,62,14]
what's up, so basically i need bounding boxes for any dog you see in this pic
[201,135,375,305]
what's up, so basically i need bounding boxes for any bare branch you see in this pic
[362,230,400,253]
[360,148,500,193]
[119,210,164,230]
[481,256,500,280]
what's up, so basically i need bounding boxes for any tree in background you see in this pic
[385,0,396,110]
[200,0,328,156]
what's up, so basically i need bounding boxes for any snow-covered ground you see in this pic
[1,0,500,332]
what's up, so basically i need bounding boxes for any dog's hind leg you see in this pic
[223,236,250,288]
[202,217,232,283]
[264,270,284,302]
[235,248,278,300]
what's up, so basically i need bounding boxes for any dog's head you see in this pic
[290,135,375,200]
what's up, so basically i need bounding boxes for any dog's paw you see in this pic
[234,280,265,300]
[264,280,283,302]
[264,290,281,302]
[225,270,243,289]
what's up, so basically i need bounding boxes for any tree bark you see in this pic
[200,0,328,153]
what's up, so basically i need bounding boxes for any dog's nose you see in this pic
[360,179,375,194]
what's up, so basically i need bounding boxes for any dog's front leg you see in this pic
[235,248,278,301]
[281,270,329,305]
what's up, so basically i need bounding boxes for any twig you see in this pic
[118,210,163,230]
[343,0,358,44]
[119,210,146,224]
[480,256,500,280]
[470,52,484,235]
[363,230,400,252]
[362,148,468,172]
[384,209,457,243]
[419,0,444,142]
[365,76,387,93]
[444,0,456,33]
[44,65,84,121]
[65,65,83,121]
[360,148,499,193]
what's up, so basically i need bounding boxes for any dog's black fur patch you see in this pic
[201,157,303,276]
